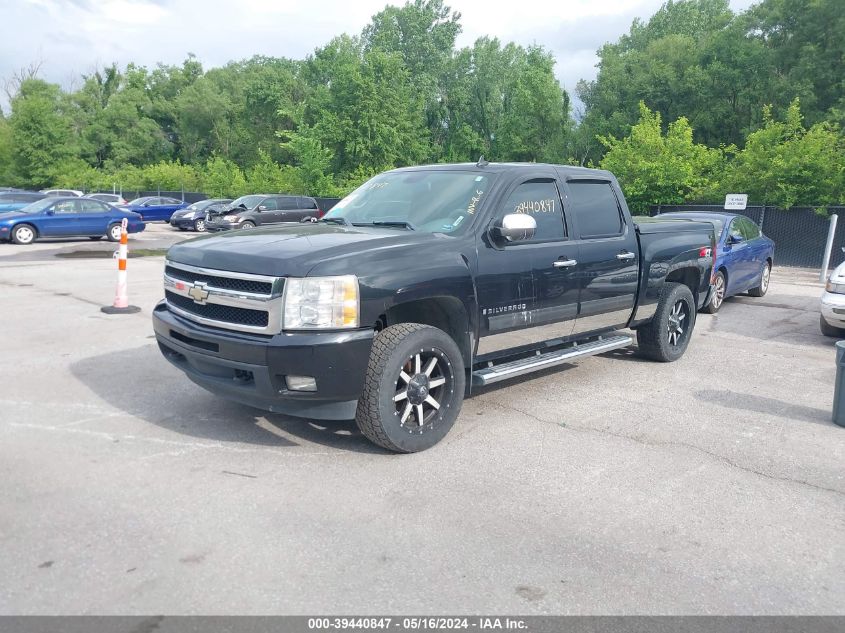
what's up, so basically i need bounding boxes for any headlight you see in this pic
[826,280,845,294]
[283,275,359,330]
[223,215,240,222]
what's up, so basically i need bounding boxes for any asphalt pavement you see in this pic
[0,224,842,614]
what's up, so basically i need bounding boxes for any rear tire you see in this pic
[106,224,122,242]
[701,270,725,314]
[636,282,696,362]
[11,224,36,245]
[355,323,465,453]
[748,261,771,297]
[820,314,845,338]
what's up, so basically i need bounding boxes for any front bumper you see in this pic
[204,219,240,232]
[153,302,374,420]
[170,215,199,229]
[821,291,845,328]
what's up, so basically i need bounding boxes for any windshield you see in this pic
[18,198,57,214]
[229,195,265,209]
[324,170,494,234]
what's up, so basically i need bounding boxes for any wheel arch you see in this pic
[12,222,39,238]
[379,296,472,368]
[665,265,701,305]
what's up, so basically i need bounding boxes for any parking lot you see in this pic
[0,224,843,615]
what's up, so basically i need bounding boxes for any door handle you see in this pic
[616,251,636,261]
[553,259,577,268]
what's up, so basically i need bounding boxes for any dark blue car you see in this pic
[659,212,775,313]
[0,197,145,245]
[121,196,188,221]
[0,191,48,213]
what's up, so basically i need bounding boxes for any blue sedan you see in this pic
[0,197,145,245]
[121,196,189,221]
[659,212,775,313]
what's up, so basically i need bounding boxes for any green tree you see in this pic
[599,102,724,213]
[724,100,845,209]
[200,155,247,198]
[8,79,77,188]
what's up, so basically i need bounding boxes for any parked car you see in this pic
[41,189,84,197]
[121,196,189,222]
[0,197,145,245]
[0,191,48,213]
[86,193,128,206]
[820,261,845,336]
[169,198,232,232]
[155,162,716,452]
[204,194,322,231]
[657,212,774,313]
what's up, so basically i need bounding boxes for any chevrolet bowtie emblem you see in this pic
[188,282,210,304]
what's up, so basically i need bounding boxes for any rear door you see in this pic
[76,198,112,235]
[298,196,321,220]
[562,179,639,336]
[275,196,302,223]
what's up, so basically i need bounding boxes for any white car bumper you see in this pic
[820,291,845,328]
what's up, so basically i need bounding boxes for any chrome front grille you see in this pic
[163,261,283,334]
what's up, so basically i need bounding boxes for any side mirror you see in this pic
[257,205,268,211]
[44,209,55,216]
[728,234,744,245]
[495,213,536,242]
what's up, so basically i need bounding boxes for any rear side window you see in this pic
[501,179,566,242]
[80,199,108,213]
[278,196,297,209]
[299,197,318,210]
[567,181,623,239]
[739,217,760,240]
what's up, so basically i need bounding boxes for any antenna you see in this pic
[476,155,489,168]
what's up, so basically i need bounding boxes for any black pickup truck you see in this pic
[154,163,715,452]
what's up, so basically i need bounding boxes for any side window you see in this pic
[259,198,278,210]
[500,179,566,242]
[53,200,78,214]
[80,200,108,213]
[279,196,297,209]
[567,181,623,239]
[740,217,760,240]
[300,197,318,210]
[728,219,744,242]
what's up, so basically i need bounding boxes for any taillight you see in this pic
[698,247,711,257]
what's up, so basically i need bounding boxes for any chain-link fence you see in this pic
[650,204,845,269]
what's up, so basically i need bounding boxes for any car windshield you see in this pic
[324,170,494,234]
[19,198,57,213]
[229,195,265,209]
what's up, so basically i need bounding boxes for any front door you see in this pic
[562,179,639,336]
[40,199,80,236]
[475,173,580,357]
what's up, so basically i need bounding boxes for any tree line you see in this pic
[0,0,842,209]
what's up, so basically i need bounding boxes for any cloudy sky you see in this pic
[2,0,756,112]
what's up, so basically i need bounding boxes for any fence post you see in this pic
[759,205,766,230]
[821,213,838,282]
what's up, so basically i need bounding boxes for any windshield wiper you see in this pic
[354,221,416,231]
[320,217,348,225]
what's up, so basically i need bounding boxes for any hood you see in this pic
[166,223,443,277]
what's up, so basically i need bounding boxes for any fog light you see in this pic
[286,375,317,392]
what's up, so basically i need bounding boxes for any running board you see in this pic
[472,334,633,386]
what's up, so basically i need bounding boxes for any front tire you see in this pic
[701,270,725,314]
[240,221,255,229]
[748,261,771,297]
[820,314,845,338]
[11,224,36,245]
[356,323,465,453]
[636,282,696,362]
[193,218,206,232]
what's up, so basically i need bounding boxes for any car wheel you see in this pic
[636,282,696,362]
[240,221,255,229]
[820,314,845,338]
[193,218,206,232]
[88,236,103,241]
[748,261,771,297]
[701,270,726,314]
[106,224,122,242]
[11,224,37,245]
[356,323,465,453]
